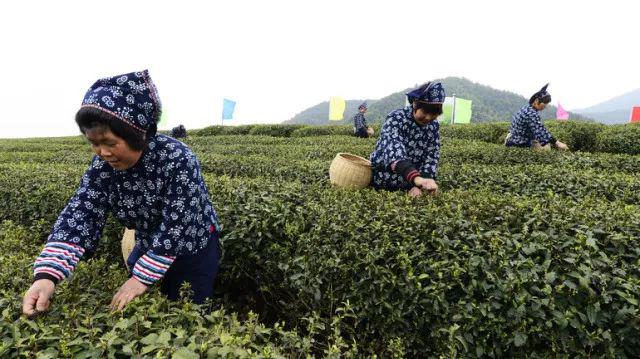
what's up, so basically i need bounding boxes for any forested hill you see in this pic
[285,77,590,124]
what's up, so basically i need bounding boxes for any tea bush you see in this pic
[1,127,640,357]
[439,120,616,154]
[440,123,510,144]
[290,125,353,137]
[191,125,257,137]
[248,125,307,137]
[545,121,605,152]
[0,222,358,358]
[595,123,640,155]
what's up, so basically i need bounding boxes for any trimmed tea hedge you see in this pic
[0,221,357,358]
[595,123,640,155]
[1,130,639,357]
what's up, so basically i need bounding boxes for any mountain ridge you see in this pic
[285,77,590,125]
[573,88,640,124]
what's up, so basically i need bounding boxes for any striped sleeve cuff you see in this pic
[33,242,86,284]
[406,169,420,184]
[132,251,176,285]
[394,160,421,185]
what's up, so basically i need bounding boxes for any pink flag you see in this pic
[556,103,569,121]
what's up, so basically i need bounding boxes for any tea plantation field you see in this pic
[1,121,639,357]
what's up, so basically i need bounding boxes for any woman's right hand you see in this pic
[555,141,569,151]
[414,177,438,194]
[22,279,55,316]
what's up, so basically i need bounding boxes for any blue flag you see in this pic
[222,99,236,120]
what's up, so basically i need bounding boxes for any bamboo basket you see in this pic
[329,153,372,189]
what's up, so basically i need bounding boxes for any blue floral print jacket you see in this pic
[370,107,440,191]
[33,134,221,286]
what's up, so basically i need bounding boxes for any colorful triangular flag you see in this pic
[328,97,346,121]
[222,99,236,120]
[441,97,472,124]
[556,103,569,121]
[158,108,168,128]
[454,98,472,124]
[630,107,640,123]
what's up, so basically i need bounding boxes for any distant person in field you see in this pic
[505,84,569,150]
[369,82,443,198]
[353,102,374,138]
[22,70,222,316]
[170,124,187,139]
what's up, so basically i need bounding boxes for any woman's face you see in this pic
[533,99,547,111]
[413,105,439,126]
[84,128,143,170]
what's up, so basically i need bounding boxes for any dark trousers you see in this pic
[354,127,369,138]
[127,233,221,304]
[505,142,530,148]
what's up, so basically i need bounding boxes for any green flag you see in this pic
[441,97,455,124]
[158,109,168,129]
[455,98,472,124]
[441,101,453,125]
[440,97,472,124]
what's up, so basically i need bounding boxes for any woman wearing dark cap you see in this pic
[370,82,444,198]
[22,70,222,314]
[505,84,569,150]
[353,102,374,138]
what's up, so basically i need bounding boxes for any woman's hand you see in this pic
[408,186,423,198]
[22,279,55,317]
[110,277,148,311]
[555,141,569,151]
[413,177,438,194]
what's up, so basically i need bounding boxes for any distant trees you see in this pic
[285,77,590,125]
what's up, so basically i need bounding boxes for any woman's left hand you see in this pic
[110,277,148,311]
[408,186,423,198]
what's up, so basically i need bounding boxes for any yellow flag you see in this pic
[329,97,346,121]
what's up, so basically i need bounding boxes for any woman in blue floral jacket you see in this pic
[370,82,444,198]
[505,84,569,150]
[22,70,222,314]
[353,102,373,138]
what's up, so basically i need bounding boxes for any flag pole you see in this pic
[452,94,457,125]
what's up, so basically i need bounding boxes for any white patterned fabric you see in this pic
[34,134,221,284]
[505,105,554,147]
[370,107,440,191]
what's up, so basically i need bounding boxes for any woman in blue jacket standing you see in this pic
[353,102,373,138]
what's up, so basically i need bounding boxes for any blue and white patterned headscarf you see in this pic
[406,82,446,105]
[81,70,162,134]
[530,83,551,104]
[359,102,368,110]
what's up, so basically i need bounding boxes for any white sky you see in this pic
[0,0,638,138]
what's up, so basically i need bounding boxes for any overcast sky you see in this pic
[1,0,638,138]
